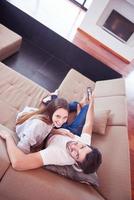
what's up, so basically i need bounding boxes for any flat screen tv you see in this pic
[103,10,134,42]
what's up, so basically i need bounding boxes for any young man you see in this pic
[0,94,102,174]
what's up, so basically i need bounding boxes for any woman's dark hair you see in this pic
[78,146,102,174]
[16,98,69,125]
[45,98,69,122]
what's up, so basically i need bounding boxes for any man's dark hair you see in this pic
[78,146,102,174]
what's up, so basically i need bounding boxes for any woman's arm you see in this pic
[0,131,43,171]
[81,94,94,136]
[51,128,75,138]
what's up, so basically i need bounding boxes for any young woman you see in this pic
[15,98,69,153]
[42,88,92,137]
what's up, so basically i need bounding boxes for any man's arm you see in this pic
[0,131,43,171]
[81,95,94,136]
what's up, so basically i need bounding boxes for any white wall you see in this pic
[79,0,134,62]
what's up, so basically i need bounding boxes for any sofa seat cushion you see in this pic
[94,96,127,126]
[0,24,22,61]
[0,166,105,200]
[94,78,125,97]
[0,62,49,130]
[92,126,131,200]
[59,68,95,102]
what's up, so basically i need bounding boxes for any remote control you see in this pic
[87,87,92,100]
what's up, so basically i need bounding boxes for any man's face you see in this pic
[66,141,92,162]
[52,108,68,128]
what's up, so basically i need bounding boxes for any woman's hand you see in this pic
[89,92,94,103]
[52,128,75,138]
[60,129,75,138]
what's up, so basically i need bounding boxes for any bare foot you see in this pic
[42,89,59,104]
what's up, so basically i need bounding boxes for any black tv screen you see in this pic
[103,10,134,42]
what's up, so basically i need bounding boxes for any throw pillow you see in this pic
[44,165,99,187]
[93,109,110,135]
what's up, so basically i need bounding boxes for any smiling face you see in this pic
[66,141,92,162]
[52,108,68,128]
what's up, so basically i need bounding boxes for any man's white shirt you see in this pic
[39,133,91,166]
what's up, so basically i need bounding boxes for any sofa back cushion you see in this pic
[0,62,49,130]
[59,68,95,102]
[94,78,125,97]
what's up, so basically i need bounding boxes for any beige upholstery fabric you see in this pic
[59,68,95,102]
[94,78,125,97]
[0,62,49,130]
[93,109,110,135]
[94,96,127,126]
[0,24,22,61]
[0,124,20,180]
[0,167,105,200]
[0,126,10,180]
[0,66,131,200]
[92,126,131,200]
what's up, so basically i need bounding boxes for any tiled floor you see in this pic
[3,39,70,91]
[7,0,93,41]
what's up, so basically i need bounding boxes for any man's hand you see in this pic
[0,130,11,140]
[0,129,43,171]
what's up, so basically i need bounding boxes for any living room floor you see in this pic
[3,39,70,92]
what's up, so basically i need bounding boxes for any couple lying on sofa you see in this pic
[0,90,102,174]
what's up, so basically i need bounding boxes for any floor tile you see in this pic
[3,39,69,91]
[3,39,53,85]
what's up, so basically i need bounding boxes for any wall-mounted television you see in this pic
[103,10,134,42]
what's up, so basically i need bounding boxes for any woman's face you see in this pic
[52,108,68,128]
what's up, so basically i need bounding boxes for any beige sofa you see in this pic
[0,61,131,200]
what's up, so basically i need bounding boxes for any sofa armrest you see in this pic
[58,68,95,102]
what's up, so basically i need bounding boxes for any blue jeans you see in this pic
[62,101,89,136]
